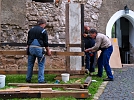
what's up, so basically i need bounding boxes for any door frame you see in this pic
[106,10,134,38]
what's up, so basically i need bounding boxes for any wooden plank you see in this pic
[83,76,92,89]
[81,4,85,67]
[65,3,71,73]
[0,91,90,99]
[0,69,65,75]
[0,50,84,56]
[64,88,88,91]
[0,43,65,47]
[41,91,90,98]
[67,44,81,47]
[0,70,85,75]
[0,43,82,47]
[0,69,66,71]
[51,51,84,56]
[0,50,27,55]
[0,87,52,92]
[8,83,84,89]
[0,92,41,99]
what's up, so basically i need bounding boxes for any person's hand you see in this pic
[83,33,88,37]
[85,48,90,52]
[46,49,52,56]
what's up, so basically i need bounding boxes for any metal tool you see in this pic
[40,54,45,62]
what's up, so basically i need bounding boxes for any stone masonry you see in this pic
[0,0,102,70]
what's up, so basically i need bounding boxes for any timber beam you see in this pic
[8,83,84,89]
[0,50,84,56]
[0,91,90,99]
[0,69,85,75]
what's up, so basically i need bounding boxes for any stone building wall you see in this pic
[1,0,102,44]
[0,0,103,70]
[2,0,134,69]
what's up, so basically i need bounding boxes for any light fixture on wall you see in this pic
[124,5,129,14]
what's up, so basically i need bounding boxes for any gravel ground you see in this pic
[98,66,134,100]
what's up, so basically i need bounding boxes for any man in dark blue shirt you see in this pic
[83,26,96,75]
[26,18,51,83]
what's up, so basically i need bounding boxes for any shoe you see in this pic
[26,79,31,83]
[103,78,114,81]
[39,81,47,84]
[85,69,89,74]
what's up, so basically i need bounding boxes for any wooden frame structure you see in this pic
[0,3,84,74]
[0,49,85,75]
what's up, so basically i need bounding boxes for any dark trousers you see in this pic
[85,52,96,72]
[97,46,114,79]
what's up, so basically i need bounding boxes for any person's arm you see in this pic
[85,37,102,52]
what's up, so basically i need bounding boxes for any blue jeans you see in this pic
[97,46,114,79]
[85,52,96,72]
[26,39,45,83]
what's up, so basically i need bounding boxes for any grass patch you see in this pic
[0,70,107,100]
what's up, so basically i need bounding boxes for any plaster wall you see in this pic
[1,0,26,28]
[97,0,134,34]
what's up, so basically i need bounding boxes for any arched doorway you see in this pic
[106,10,134,64]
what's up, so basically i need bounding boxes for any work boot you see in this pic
[103,78,114,81]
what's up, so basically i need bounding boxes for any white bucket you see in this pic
[0,75,6,88]
[61,73,70,83]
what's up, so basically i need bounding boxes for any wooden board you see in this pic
[110,38,122,68]
[0,87,52,92]
[0,50,84,56]
[41,91,89,98]
[0,91,89,99]
[8,83,84,89]
[0,92,41,99]
[83,76,92,89]
[63,88,88,91]
[0,69,85,75]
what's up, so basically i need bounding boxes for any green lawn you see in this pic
[0,70,107,100]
